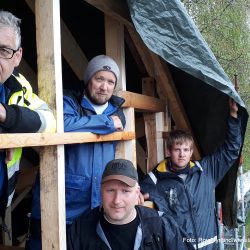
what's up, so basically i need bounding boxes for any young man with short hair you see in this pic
[140,99,242,249]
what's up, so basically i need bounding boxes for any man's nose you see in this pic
[113,192,121,204]
[100,81,108,90]
[179,150,184,156]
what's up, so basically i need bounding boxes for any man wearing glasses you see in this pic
[0,10,56,237]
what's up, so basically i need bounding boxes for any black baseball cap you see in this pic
[101,159,138,187]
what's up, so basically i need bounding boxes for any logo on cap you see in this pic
[103,65,111,70]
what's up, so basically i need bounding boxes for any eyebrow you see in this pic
[0,44,12,49]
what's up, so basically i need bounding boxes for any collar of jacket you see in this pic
[82,94,125,111]
[4,70,23,94]
[154,158,201,175]
[109,94,125,108]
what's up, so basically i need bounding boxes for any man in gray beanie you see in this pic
[27,55,126,250]
[84,54,120,86]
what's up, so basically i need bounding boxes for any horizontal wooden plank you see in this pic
[0,246,24,250]
[0,131,135,149]
[118,91,166,112]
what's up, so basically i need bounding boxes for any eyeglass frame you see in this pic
[0,47,20,59]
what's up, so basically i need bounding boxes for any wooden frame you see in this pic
[0,0,201,249]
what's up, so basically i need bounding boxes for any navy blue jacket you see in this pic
[67,205,195,250]
[140,116,242,250]
[31,92,125,223]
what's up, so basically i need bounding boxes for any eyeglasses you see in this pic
[0,47,19,59]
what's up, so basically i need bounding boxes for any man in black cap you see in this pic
[27,55,126,250]
[67,159,194,250]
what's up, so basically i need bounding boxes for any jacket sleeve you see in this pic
[63,95,117,134]
[0,104,42,132]
[162,214,195,250]
[0,75,56,133]
[200,116,242,185]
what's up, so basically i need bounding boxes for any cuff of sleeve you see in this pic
[0,103,19,130]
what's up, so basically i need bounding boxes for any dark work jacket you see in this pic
[67,205,194,250]
[140,116,242,250]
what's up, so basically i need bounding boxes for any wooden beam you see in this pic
[149,54,201,159]
[26,0,88,80]
[61,21,88,79]
[35,0,66,249]
[155,112,165,163]
[118,90,166,112]
[142,78,164,171]
[105,15,126,92]
[0,132,135,149]
[126,27,155,77]
[0,246,24,250]
[136,141,146,174]
[135,117,145,139]
[124,28,147,76]
[105,14,136,165]
[115,108,136,164]
[84,0,155,78]
[142,77,156,96]
[125,26,201,159]
[144,113,158,170]
[126,26,190,129]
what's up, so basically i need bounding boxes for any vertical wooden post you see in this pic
[142,77,165,172]
[105,15,136,165]
[35,1,66,249]
[105,15,126,92]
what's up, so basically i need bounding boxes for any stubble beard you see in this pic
[86,89,110,105]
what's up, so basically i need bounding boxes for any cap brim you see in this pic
[102,175,137,187]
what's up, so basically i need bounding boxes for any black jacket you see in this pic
[67,205,194,250]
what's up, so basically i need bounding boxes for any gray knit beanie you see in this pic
[83,55,120,85]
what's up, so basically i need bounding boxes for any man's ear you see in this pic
[190,148,194,157]
[165,148,171,157]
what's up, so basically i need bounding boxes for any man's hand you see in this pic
[137,192,155,208]
[229,98,238,119]
[0,103,6,123]
[110,115,123,131]
[137,192,150,205]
